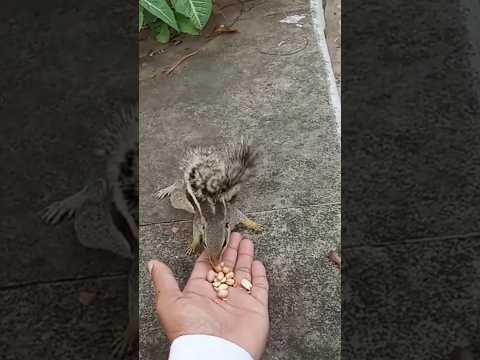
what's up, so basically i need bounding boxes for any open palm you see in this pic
[149,233,269,360]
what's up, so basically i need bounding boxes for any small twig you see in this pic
[328,250,341,271]
[208,25,240,39]
[153,0,259,77]
[165,49,200,75]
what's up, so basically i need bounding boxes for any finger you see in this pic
[188,250,211,281]
[251,260,269,306]
[148,260,181,304]
[220,232,242,270]
[234,237,254,282]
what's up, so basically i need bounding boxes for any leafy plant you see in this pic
[139,0,212,43]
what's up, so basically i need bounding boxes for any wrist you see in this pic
[168,334,254,360]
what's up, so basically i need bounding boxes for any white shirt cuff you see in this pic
[168,335,254,360]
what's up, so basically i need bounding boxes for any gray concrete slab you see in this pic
[342,235,480,358]
[139,0,340,225]
[140,205,340,360]
[0,276,133,359]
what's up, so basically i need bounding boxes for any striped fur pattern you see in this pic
[102,106,139,228]
[181,137,257,208]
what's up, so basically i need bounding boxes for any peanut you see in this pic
[216,271,225,281]
[217,289,229,299]
[206,270,216,283]
[241,278,253,291]
[217,284,228,291]
[209,264,239,299]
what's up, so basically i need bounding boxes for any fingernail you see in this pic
[147,260,155,275]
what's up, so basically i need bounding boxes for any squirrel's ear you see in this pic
[170,188,196,214]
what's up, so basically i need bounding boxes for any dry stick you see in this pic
[207,23,240,38]
[165,49,201,75]
[163,0,251,75]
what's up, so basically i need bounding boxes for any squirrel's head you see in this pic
[197,200,231,267]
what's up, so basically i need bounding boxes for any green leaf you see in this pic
[139,6,144,31]
[170,0,189,17]
[140,0,179,31]
[142,6,158,25]
[171,0,212,30]
[176,13,200,35]
[150,21,170,43]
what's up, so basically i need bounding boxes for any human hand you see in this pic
[148,233,270,360]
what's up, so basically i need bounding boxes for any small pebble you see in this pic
[225,272,235,279]
[216,271,225,281]
[226,278,235,286]
[222,266,230,274]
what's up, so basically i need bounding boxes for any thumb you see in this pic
[148,260,181,303]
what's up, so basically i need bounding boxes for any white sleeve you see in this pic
[168,335,254,360]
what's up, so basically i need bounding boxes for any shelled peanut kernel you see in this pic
[240,278,253,292]
[206,264,243,300]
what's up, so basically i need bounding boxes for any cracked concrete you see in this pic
[139,0,340,358]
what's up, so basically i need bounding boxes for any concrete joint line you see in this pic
[0,272,129,292]
[343,231,480,250]
[140,202,341,227]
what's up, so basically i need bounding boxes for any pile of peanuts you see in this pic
[206,262,253,299]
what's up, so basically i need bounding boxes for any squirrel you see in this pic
[155,137,264,267]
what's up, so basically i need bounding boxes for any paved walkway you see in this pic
[139,0,340,359]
